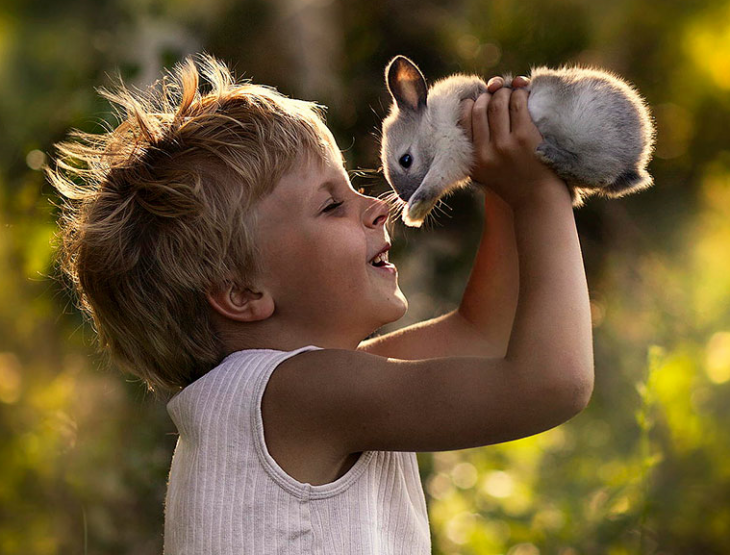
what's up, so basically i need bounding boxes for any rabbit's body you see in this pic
[381,56,656,227]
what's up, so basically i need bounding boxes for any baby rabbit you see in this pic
[381,55,656,227]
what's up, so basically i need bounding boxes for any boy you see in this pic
[48,53,593,554]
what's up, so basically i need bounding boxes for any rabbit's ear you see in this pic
[386,56,428,112]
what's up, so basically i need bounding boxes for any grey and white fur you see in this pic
[381,55,656,227]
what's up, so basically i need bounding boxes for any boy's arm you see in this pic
[274,85,593,455]
[357,186,518,359]
[358,78,522,360]
[276,174,593,455]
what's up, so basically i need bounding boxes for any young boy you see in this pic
[48,53,593,554]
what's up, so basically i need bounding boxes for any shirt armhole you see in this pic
[250,345,376,500]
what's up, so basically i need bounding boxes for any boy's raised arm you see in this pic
[276,168,594,453]
[455,79,593,383]
[449,80,593,391]
[272,81,594,455]
[359,158,593,388]
[359,78,594,397]
[357,185,518,359]
[359,77,534,360]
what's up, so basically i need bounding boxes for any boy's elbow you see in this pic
[558,361,595,417]
[509,353,595,428]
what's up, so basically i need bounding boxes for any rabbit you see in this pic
[381,55,657,227]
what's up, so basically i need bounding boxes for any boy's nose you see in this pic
[364,197,389,228]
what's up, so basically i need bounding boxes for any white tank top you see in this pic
[163,345,432,554]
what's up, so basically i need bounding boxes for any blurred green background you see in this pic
[2,0,730,553]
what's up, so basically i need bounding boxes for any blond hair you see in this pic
[47,52,337,395]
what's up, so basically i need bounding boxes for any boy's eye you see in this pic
[322,200,344,213]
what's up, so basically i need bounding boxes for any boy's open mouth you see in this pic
[369,244,396,273]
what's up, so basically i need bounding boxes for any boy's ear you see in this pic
[385,55,428,112]
[206,283,275,323]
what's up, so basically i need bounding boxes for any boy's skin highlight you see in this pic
[207,146,408,353]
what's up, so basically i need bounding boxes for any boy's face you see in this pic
[253,147,408,348]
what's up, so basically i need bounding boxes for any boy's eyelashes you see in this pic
[320,188,377,214]
[322,200,344,213]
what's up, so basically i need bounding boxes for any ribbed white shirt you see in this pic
[163,345,432,554]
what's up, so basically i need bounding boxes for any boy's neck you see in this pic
[218,318,364,356]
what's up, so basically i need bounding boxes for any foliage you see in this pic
[2,0,730,553]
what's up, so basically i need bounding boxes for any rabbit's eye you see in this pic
[399,153,413,169]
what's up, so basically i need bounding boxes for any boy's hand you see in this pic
[459,76,567,208]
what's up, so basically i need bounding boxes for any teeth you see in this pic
[371,250,389,265]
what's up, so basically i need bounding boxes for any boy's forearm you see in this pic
[357,188,519,360]
[506,180,594,402]
[457,188,519,357]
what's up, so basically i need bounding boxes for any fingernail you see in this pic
[487,77,503,87]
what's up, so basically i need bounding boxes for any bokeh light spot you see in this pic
[684,6,730,90]
[25,149,47,171]
[706,331,730,384]
[427,472,455,500]
[482,470,514,498]
[451,461,478,489]
[446,511,478,545]
[456,35,481,60]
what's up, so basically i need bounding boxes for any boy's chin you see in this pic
[379,293,408,325]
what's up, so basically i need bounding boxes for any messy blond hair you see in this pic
[47,52,336,395]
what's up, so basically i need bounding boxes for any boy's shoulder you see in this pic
[262,348,378,485]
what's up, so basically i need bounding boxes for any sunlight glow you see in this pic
[706,331,730,384]
[684,5,730,90]
[482,471,515,499]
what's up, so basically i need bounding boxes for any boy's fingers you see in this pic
[487,76,504,93]
[509,88,529,128]
[509,88,541,141]
[512,76,530,88]
[488,87,513,139]
[458,98,475,142]
[471,92,491,146]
